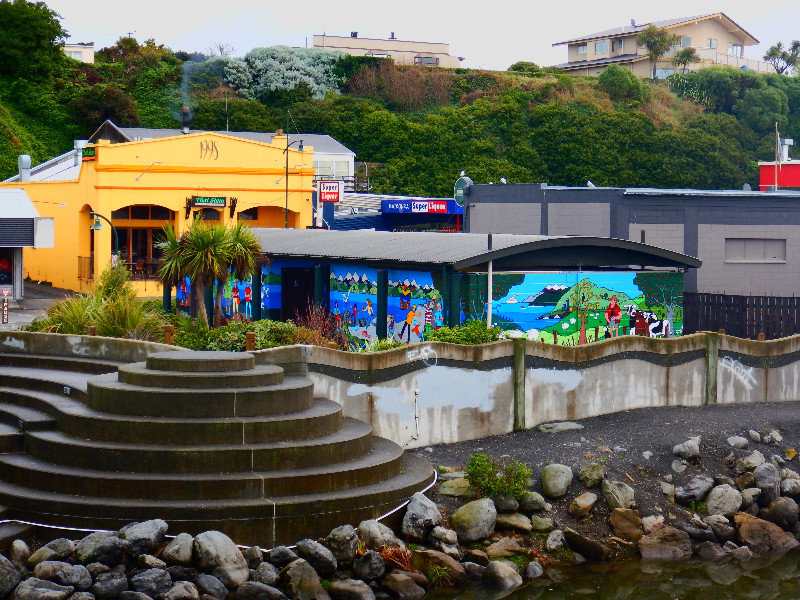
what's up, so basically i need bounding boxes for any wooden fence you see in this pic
[684,293,800,340]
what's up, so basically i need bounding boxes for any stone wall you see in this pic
[0,331,179,363]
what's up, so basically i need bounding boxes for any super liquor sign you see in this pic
[382,199,462,214]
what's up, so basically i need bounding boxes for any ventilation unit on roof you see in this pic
[351,31,358,38]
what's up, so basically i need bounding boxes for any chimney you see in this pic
[631,19,636,26]
[18,155,31,182]
[350,31,358,38]
[390,32,395,39]
[781,138,794,161]
[74,140,88,167]
[182,105,191,134]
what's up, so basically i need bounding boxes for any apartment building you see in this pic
[313,32,462,68]
[62,42,95,64]
[553,13,774,77]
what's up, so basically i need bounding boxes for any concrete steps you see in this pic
[0,350,434,545]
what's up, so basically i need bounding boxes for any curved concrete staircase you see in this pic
[0,350,433,546]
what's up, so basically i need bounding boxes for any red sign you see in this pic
[1,290,9,297]
[319,181,343,202]
[411,201,447,213]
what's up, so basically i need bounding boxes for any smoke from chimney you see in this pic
[182,105,190,134]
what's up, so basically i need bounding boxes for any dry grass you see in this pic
[640,84,704,128]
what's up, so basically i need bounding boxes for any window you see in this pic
[194,208,220,220]
[150,206,172,221]
[654,68,675,79]
[594,41,608,54]
[725,238,786,263]
[66,51,82,60]
[707,38,717,50]
[728,43,742,57]
[111,207,130,219]
[414,56,439,66]
[334,161,350,178]
[130,205,150,220]
[238,208,258,221]
[577,44,587,55]
[611,39,624,52]
[676,36,692,47]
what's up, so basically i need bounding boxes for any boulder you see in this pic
[279,559,329,600]
[129,569,173,599]
[569,492,597,517]
[242,547,263,570]
[0,554,22,597]
[727,436,749,449]
[139,556,167,570]
[674,475,714,505]
[759,497,799,530]
[735,451,765,474]
[485,537,525,559]
[12,578,73,600]
[428,527,460,559]
[164,582,200,600]
[462,562,485,581]
[563,529,610,561]
[704,515,737,543]
[267,548,298,569]
[55,564,92,591]
[642,515,665,534]
[75,532,129,566]
[601,480,635,509]
[577,463,604,488]
[546,530,565,551]
[409,550,465,585]
[119,520,169,558]
[324,526,358,568]
[437,479,476,497]
[195,574,227,600]
[529,516,554,532]
[193,531,249,589]
[379,573,423,600]
[119,593,152,600]
[672,437,700,460]
[254,563,279,586]
[781,479,800,497]
[741,488,761,508]
[295,540,337,578]
[695,541,726,561]
[462,549,488,566]
[609,508,643,541]
[450,498,496,543]
[92,572,128,600]
[9,540,30,573]
[541,464,573,498]
[638,527,692,562]
[357,521,404,551]
[495,513,532,533]
[235,582,286,600]
[162,534,194,567]
[518,491,548,514]
[734,513,799,555]
[43,541,74,562]
[524,560,544,579]
[26,548,56,569]
[754,463,782,506]
[706,485,743,517]
[401,493,442,542]
[353,551,384,582]
[482,561,522,590]
[328,580,374,600]
[165,566,198,582]
[491,495,519,514]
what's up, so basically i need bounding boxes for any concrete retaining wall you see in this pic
[0,331,179,363]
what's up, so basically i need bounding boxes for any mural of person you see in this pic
[399,283,411,310]
[387,314,396,338]
[399,305,420,343]
[223,280,233,316]
[244,284,252,318]
[605,295,622,338]
[333,301,341,326]
[434,299,443,328]
[364,298,374,318]
[232,280,240,315]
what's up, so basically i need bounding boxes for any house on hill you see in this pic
[553,13,774,77]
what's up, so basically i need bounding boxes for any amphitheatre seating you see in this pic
[0,350,433,546]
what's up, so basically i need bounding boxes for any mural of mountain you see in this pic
[545,281,636,318]
[526,284,571,306]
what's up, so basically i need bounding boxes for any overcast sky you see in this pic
[48,0,800,71]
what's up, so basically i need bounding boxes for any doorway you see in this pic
[281,268,316,321]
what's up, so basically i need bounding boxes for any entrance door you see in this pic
[281,268,316,321]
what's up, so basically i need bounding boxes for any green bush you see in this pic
[465,452,532,499]
[598,64,645,103]
[357,338,406,353]
[426,320,502,345]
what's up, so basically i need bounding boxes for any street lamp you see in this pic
[89,211,119,265]
[283,139,304,228]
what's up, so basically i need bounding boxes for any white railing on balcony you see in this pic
[693,48,775,73]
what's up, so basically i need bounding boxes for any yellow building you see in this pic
[0,131,315,297]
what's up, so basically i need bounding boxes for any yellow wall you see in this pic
[0,132,314,297]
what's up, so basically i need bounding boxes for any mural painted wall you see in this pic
[463,271,684,345]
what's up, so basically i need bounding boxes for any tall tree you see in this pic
[672,47,700,74]
[0,0,67,79]
[764,40,800,75]
[632,272,683,337]
[637,25,678,80]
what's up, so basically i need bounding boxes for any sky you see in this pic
[48,0,800,71]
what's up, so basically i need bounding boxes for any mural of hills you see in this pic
[544,280,637,317]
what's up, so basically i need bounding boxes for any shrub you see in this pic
[465,452,532,499]
[26,294,96,334]
[598,64,644,103]
[426,320,502,345]
[292,302,348,349]
[357,338,406,353]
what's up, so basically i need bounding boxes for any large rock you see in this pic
[546,530,565,551]
[9,541,30,573]
[195,574,227,600]
[12,578,73,600]
[328,580,374,600]
[706,485,743,518]
[0,554,22,598]
[601,480,635,509]
[518,491,547,514]
[119,520,168,558]
[34,563,91,591]
[781,478,800,497]
[569,492,597,517]
[638,527,692,562]
[75,532,129,566]
[254,563,280,586]
[92,571,128,600]
[541,464,573,498]
[524,560,544,580]
[563,529,610,561]
[279,560,329,600]
[409,550,465,586]
[357,521,403,551]
[193,531,249,589]
[401,493,442,542]
[495,513,532,533]
[353,551,384,582]
[450,498,496,543]
[674,475,714,505]
[577,463,604,488]
[734,513,799,555]
[295,540,337,578]
[380,573,424,600]
[485,537,526,559]
[754,463,782,506]
[242,547,263,570]
[235,582,286,600]
[609,508,643,541]
[129,569,173,598]
[759,497,799,530]
[672,438,700,460]
[324,526,358,567]
[161,534,193,567]
[529,516,554,532]
[735,451,765,474]
[482,561,522,590]
[492,495,519,514]
[165,581,200,600]
[267,548,298,569]
[43,541,73,562]
[428,527,460,559]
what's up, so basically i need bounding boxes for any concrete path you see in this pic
[0,282,74,331]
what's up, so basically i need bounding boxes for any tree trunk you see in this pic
[214,284,224,328]
[665,304,676,338]
[578,313,588,345]
[195,280,209,328]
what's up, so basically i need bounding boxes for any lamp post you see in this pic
[89,211,119,266]
[283,139,304,228]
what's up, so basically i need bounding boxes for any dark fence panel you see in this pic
[685,293,800,339]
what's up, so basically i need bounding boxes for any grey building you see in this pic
[464,183,800,297]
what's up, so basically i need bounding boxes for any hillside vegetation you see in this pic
[2,3,799,194]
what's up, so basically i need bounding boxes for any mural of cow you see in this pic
[625,305,671,338]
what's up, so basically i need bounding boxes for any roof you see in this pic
[553,13,758,46]
[0,189,39,218]
[3,151,80,183]
[250,228,701,271]
[337,192,452,212]
[89,120,355,156]
[556,54,645,70]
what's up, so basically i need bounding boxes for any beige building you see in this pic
[62,42,95,64]
[313,32,462,68]
[553,13,774,77]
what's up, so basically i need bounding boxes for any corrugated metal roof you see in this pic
[556,54,645,70]
[250,228,701,269]
[3,151,80,183]
[0,189,39,218]
[337,192,451,211]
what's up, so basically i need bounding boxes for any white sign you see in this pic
[319,180,343,203]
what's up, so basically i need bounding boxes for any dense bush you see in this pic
[425,320,502,345]
[465,452,532,499]
[598,64,647,104]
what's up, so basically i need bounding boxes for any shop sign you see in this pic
[382,199,462,214]
[81,147,96,161]
[319,181,343,202]
[192,196,227,208]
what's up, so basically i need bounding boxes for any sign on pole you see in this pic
[319,181,343,203]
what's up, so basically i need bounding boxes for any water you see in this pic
[439,554,800,600]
